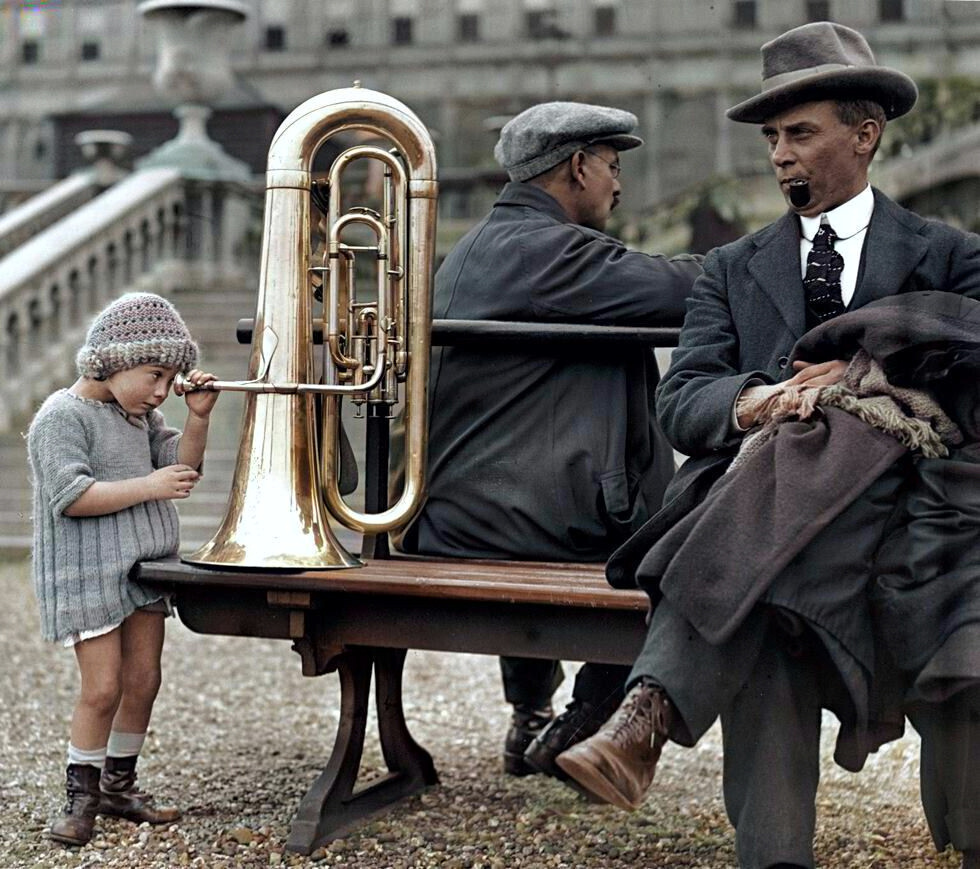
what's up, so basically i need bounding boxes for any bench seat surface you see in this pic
[136,555,648,611]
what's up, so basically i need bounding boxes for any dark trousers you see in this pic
[910,687,980,853]
[500,656,629,711]
[626,466,909,867]
[631,600,849,869]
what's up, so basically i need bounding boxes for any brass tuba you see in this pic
[181,86,438,569]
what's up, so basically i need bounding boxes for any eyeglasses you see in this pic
[583,148,621,179]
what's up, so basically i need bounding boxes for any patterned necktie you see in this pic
[803,218,846,324]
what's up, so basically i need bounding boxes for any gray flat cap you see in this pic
[494,101,643,182]
[727,21,917,123]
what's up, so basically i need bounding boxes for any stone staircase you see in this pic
[0,284,257,555]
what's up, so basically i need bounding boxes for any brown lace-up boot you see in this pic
[49,764,102,846]
[99,756,180,824]
[555,681,673,810]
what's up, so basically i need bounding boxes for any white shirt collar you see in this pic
[799,184,874,242]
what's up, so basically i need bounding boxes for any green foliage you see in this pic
[885,77,980,156]
[613,175,747,256]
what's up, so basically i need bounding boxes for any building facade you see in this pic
[1,0,979,229]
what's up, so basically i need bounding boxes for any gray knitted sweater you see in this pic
[27,389,182,643]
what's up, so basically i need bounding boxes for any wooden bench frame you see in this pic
[135,555,649,852]
[136,320,678,855]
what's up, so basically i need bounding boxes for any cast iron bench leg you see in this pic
[285,646,439,854]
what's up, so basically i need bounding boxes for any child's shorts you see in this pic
[62,597,174,648]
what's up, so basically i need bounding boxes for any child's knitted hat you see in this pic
[76,292,199,379]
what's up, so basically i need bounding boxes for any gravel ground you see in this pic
[0,552,963,868]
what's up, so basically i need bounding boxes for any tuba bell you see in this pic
[180,85,438,569]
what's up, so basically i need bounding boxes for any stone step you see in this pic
[0,510,31,533]
[0,536,31,555]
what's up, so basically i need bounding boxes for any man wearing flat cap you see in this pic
[400,101,701,780]
[556,21,980,869]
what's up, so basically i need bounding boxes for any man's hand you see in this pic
[735,374,829,430]
[786,359,848,388]
[735,383,787,430]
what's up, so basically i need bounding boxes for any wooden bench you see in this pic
[136,319,678,855]
[135,552,649,854]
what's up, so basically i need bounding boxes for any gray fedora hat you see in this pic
[727,21,918,123]
[494,101,643,182]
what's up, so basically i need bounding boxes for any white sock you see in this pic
[67,743,106,769]
[106,730,146,758]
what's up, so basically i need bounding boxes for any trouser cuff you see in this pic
[948,810,980,850]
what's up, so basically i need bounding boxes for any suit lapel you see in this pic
[747,212,808,338]
[849,190,929,309]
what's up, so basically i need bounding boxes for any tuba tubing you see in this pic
[183,86,437,569]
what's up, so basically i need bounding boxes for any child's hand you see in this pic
[179,369,219,418]
[145,465,201,501]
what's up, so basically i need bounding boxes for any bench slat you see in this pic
[136,556,649,611]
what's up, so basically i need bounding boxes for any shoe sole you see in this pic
[524,743,608,802]
[48,831,91,846]
[99,809,181,823]
[522,740,565,779]
[502,751,538,777]
[555,752,642,811]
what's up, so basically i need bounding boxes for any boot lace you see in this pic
[607,685,671,747]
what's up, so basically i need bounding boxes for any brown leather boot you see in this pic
[98,755,181,824]
[49,764,102,846]
[555,681,673,810]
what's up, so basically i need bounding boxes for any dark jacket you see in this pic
[609,189,980,588]
[404,182,702,561]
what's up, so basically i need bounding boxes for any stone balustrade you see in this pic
[0,172,108,260]
[0,167,187,430]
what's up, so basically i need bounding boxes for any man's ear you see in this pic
[854,119,881,156]
[568,150,589,189]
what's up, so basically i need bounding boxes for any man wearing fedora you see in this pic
[555,21,980,869]
[399,102,701,780]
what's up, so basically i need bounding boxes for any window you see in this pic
[21,40,39,64]
[805,0,830,21]
[732,0,757,29]
[526,10,567,39]
[879,0,904,22]
[526,10,547,38]
[458,13,480,42]
[326,29,350,47]
[264,25,286,51]
[78,8,106,61]
[594,6,616,36]
[392,16,413,44]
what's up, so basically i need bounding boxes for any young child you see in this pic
[27,292,219,846]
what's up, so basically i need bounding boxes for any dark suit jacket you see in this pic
[609,188,980,588]
[404,182,702,561]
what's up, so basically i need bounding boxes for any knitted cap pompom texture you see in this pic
[76,293,199,379]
